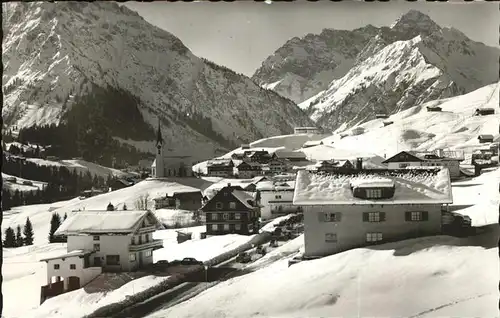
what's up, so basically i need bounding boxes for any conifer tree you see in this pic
[23,217,34,245]
[3,227,16,247]
[64,212,68,221]
[48,213,62,243]
[15,225,24,247]
[123,203,128,210]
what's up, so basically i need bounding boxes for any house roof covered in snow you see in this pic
[54,210,164,235]
[256,180,295,191]
[274,150,307,159]
[478,134,494,140]
[293,168,452,205]
[39,250,94,262]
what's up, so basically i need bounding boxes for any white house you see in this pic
[41,210,165,294]
[257,180,302,221]
[151,121,193,178]
[293,168,453,257]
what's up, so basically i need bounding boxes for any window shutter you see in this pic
[362,212,369,222]
[380,212,386,222]
[422,211,429,221]
[318,212,325,222]
[405,212,411,221]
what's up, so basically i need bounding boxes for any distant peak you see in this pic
[391,9,440,31]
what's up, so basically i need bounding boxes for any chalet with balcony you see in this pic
[267,158,288,175]
[39,210,164,302]
[201,185,260,235]
[207,159,234,177]
[293,167,452,257]
[244,150,272,163]
[257,180,302,221]
[382,150,463,179]
[153,189,203,211]
[234,160,263,179]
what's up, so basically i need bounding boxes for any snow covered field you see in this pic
[25,275,171,318]
[24,158,132,179]
[149,229,498,318]
[2,172,48,192]
[320,82,500,157]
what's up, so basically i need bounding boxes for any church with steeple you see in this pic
[151,120,193,178]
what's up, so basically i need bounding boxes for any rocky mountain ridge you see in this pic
[2,1,314,163]
[253,9,500,132]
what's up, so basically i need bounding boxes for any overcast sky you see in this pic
[125,1,499,77]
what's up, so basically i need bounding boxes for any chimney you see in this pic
[356,158,363,171]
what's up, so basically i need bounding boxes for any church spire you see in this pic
[156,118,163,146]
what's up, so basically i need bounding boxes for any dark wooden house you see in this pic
[154,190,203,211]
[474,108,495,116]
[478,134,494,143]
[235,161,262,179]
[426,106,442,112]
[201,185,260,235]
[207,159,234,177]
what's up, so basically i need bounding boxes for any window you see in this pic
[366,189,382,198]
[405,211,428,222]
[223,213,229,220]
[234,213,241,220]
[211,213,218,221]
[54,264,60,270]
[129,254,136,262]
[215,202,223,210]
[224,224,230,231]
[362,212,386,222]
[325,233,337,243]
[324,212,342,222]
[93,244,100,252]
[93,236,100,241]
[223,192,228,196]
[217,224,224,230]
[106,255,120,266]
[209,224,217,231]
[275,195,282,199]
[144,250,152,257]
[131,237,135,245]
[399,163,409,168]
[145,234,150,243]
[229,202,236,209]
[235,224,241,230]
[70,264,76,270]
[366,233,383,242]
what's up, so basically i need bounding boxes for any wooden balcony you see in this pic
[129,240,163,252]
[137,225,156,234]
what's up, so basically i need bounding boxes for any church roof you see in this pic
[156,119,163,145]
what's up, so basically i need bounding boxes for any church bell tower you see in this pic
[153,119,165,177]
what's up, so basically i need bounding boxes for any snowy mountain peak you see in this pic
[2,2,314,162]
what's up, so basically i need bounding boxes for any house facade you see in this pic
[153,190,202,211]
[257,181,302,221]
[235,161,262,179]
[201,185,260,235]
[207,159,234,177]
[293,168,452,257]
[383,150,462,179]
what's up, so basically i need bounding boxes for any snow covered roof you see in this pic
[230,190,257,209]
[274,151,307,159]
[39,250,94,262]
[256,180,295,191]
[293,168,452,205]
[478,134,494,139]
[55,210,164,235]
[207,159,233,167]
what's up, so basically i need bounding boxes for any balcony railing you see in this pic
[129,240,163,252]
[137,226,156,234]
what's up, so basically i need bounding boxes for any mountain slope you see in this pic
[252,25,379,105]
[253,10,499,131]
[2,2,313,162]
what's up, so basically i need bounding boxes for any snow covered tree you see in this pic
[15,225,24,247]
[123,203,128,210]
[64,212,68,221]
[23,217,34,245]
[3,227,16,248]
[48,213,62,243]
[106,202,115,211]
